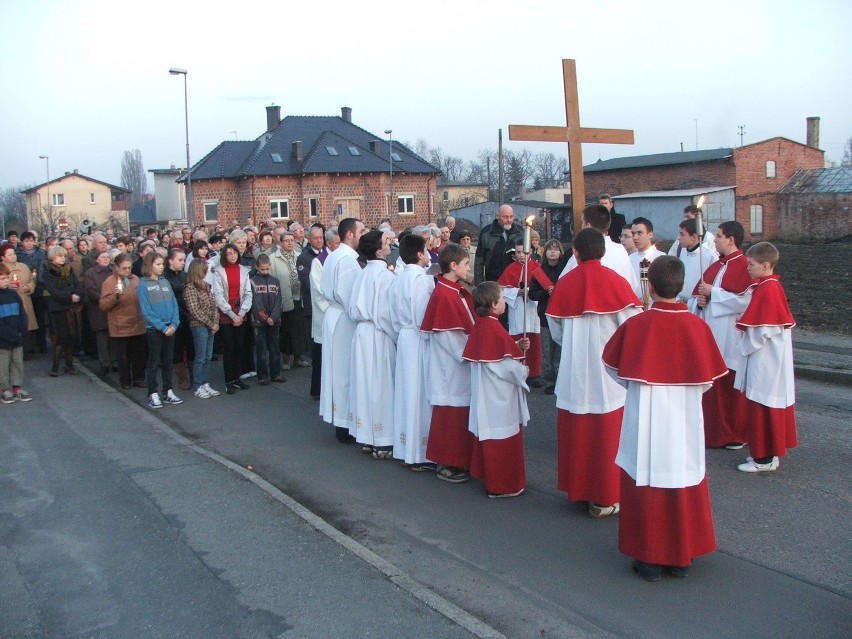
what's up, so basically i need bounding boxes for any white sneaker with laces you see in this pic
[194,386,211,399]
[164,389,184,405]
[148,392,163,409]
[737,457,779,473]
[202,383,220,397]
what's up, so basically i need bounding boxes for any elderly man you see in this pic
[83,233,109,272]
[290,223,307,255]
[296,225,325,369]
[474,204,523,285]
[272,232,309,369]
[446,216,462,244]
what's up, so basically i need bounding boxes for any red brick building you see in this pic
[183,106,441,229]
[583,119,825,240]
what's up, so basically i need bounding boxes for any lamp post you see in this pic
[169,68,192,224]
[39,155,50,235]
[384,129,393,229]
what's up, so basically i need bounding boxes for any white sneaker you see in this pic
[148,392,163,409]
[163,389,184,405]
[202,383,220,397]
[737,457,779,473]
[194,386,211,399]
[239,371,257,380]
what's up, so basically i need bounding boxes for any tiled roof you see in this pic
[438,178,488,187]
[779,167,852,194]
[183,115,439,181]
[22,172,128,193]
[583,148,733,173]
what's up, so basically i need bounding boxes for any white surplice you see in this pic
[560,236,639,292]
[700,262,753,370]
[319,244,360,427]
[309,256,329,343]
[468,358,530,441]
[676,246,718,303]
[502,287,541,335]
[629,247,666,299]
[390,264,435,463]
[734,326,795,408]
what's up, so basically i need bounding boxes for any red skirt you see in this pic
[745,400,797,459]
[426,405,473,468]
[556,408,622,506]
[511,332,542,378]
[703,371,748,447]
[619,470,716,567]
[470,428,526,495]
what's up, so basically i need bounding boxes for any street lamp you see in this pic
[384,129,393,228]
[39,155,50,234]
[169,67,192,223]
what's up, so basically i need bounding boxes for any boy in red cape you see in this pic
[545,228,641,518]
[604,256,728,582]
[421,243,476,483]
[463,282,530,498]
[694,221,757,449]
[733,242,797,473]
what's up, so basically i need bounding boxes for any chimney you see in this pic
[341,106,352,123]
[64,171,70,176]
[369,140,381,154]
[266,104,281,133]
[73,169,79,174]
[292,141,303,162]
[806,117,820,149]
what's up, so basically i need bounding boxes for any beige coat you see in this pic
[8,261,38,331]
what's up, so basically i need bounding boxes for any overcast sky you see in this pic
[2,0,849,190]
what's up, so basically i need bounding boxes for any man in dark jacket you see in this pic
[15,231,47,352]
[474,204,523,285]
[600,194,626,243]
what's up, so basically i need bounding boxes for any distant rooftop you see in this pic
[584,148,733,173]
[780,167,852,194]
[612,186,736,199]
[438,178,488,187]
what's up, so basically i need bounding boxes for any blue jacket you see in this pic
[0,288,28,349]
[137,277,180,332]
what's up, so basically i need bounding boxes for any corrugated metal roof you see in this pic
[612,186,736,199]
[780,167,852,194]
[584,148,733,172]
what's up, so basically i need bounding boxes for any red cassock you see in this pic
[497,260,550,378]
[603,301,728,567]
[421,276,476,468]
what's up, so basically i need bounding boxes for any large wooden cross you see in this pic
[509,59,634,234]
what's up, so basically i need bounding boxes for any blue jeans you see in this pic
[254,324,281,380]
[190,325,215,389]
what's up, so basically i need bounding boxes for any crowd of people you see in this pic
[0,199,798,583]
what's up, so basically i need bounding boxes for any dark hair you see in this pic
[5,231,18,238]
[146,227,158,237]
[473,281,502,317]
[582,204,611,232]
[746,241,780,268]
[219,243,240,267]
[209,234,225,246]
[258,230,273,244]
[338,217,360,241]
[191,239,209,258]
[142,250,163,278]
[684,204,701,216]
[114,252,132,267]
[679,218,698,235]
[648,256,684,299]
[116,235,131,246]
[718,221,745,248]
[631,217,654,232]
[255,253,272,267]
[358,230,385,261]
[400,234,427,265]
[438,243,469,274]
[20,231,36,242]
[573,228,606,261]
[458,230,472,240]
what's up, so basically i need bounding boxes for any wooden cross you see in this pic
[509,59,634,234]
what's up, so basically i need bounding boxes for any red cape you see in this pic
[462,315,524,362]
[736,275,795,330]
[497,259,544,287]
[546,260,640,319]
[420,275,475,334]
[603,301,728,385]
[692,250,756,296]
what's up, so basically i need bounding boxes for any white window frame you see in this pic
[52,193,65,206]
[766,160,776,178]
[749,204,763,234]
[397,194,414,215]
[307,196,318,218]
[270,198,290,220]
[203,201,219,224]
[90,192,96,204]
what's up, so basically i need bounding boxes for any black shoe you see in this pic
[258,378,270,386]
[49,368,59,377]
[335,427,355,444]
[666,565,690,578]
[225,384,237,395]
[632,560,662,582]
[99,366,110,377]
[544,385,555,395]
[527,376,543,388]
[234,379,250,390]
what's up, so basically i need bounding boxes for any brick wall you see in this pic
[777,193,852,241]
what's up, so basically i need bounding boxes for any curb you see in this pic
[794,365,852,388]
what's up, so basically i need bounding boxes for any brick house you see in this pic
[182,106,441,229]
[777,167,852,240]
[583,119,825,240]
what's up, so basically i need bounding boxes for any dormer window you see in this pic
[326,146,339,156]
[348,146,361,156]
[270,153,283,163]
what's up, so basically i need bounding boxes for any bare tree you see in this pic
[0,185,30,235]
[532,152,569,189]
[843,137,852,165]
[121,149,147,209]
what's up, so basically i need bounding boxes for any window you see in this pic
[391,152,402,162]
[749,205,763,234]
[270,198,289,219]
[766,160,776,178]
[398,195,414,215]
[90,192,96,204]
[52,193,65,206]
[270,153,283,163]
[308,197,318,218]
[347,146,361,156]
[443,190,449,201]
[325,146,338,156]
[203,202,218,223]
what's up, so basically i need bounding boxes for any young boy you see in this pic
[0,263,32,403]
[734,242,797,472]
[250,253,284,385]
[603,256,728,581]
[497,241,543,387]
[463,282,530,498]
[546,228,641,517]
[420,243,476,483]
[390,234,436,469]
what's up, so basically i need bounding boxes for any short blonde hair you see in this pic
[47,245,67,261]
